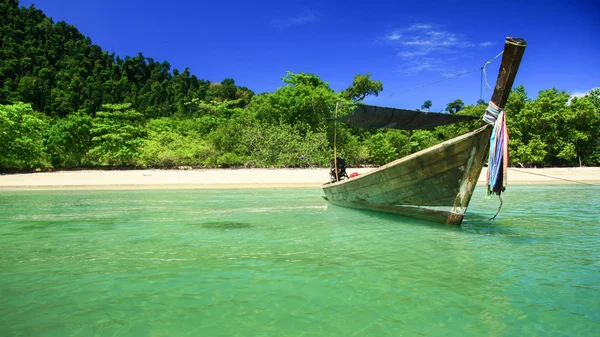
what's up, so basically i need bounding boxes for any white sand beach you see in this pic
[0,167,598,190]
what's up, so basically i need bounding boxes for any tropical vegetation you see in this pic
[1,0,599,171]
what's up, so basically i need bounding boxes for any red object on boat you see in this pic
[349,172,359,178]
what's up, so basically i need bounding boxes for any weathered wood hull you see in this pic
[322,125,493,225]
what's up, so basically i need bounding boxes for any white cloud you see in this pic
[571,87,599,98]
[568,87,600,104]
[385,33,401,41]
[397,51,428,58]
[396,57,444,74]
[271,11,318,30]
[380,24,491,75]
[406,24,433,31]
[383,24,471,52]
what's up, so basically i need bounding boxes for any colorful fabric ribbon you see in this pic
[486,107,509,196]
[483,101,500,125]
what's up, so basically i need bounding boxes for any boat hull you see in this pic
[322,125,492,225]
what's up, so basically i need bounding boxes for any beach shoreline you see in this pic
[0,167,598,190]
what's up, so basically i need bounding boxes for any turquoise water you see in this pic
[0,186,598,336]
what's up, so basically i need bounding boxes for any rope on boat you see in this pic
[483,101,509,220]
[483,51,504,90]
[486,169,598,222]
[489,195,503,220]
[511,168,600,186]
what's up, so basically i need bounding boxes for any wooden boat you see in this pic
[322,37,527,225]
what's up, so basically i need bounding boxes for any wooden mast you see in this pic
[448,37,527,224]
[489,37,528,110]
[333,102,339,182]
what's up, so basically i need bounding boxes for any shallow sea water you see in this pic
[0,186,598,336]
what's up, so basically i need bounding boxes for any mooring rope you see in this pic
[487,169,598,221]
[510,168,600,186]
[489,195,503,220]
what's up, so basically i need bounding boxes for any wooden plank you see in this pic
[324,198,464,225]
[490,37,528,110]
[323,125,491,224]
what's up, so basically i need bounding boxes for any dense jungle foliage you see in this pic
[1,0,599,171]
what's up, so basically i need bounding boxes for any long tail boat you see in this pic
[322,37,527,225]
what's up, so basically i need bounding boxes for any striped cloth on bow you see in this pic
[483,101,501,125]
[486,109,508,196]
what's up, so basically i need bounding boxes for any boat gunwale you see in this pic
[322,124,492,190]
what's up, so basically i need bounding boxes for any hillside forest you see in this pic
[1,0,599,171]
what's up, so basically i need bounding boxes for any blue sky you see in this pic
[21,0,600,111]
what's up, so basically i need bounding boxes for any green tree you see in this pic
[421,100,432,111]
[207,113,254,166]
[239,122,329,168]
[341,73,383,102]
[206,78,238,102]
[506,87,598,167]
[0,2,250,118]
[248,72,353,135]
[565,89,600,166]
[437,103,486,140]
[89,103,145,166]
[365,131,403,165]
[184,98,245,120]
[0,102,49,170]
[45,110,92,167]
[510,135,548,168]
[409,130,439,153]
[139,131,216,168]
[235,86,255,107]
[445,99,464,114]
[504,85,528,117]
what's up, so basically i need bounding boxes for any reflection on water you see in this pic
[0,186,598,336]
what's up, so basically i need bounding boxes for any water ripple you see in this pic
[0,186,598,336]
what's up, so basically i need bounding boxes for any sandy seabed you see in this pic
[0,167,598,190]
